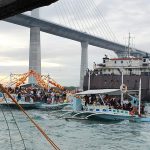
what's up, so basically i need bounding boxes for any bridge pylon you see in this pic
[29,8,41,84]
[80,41,88,91]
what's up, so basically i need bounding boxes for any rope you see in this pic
[3,94,26,150]
[0,105,13,150]
[0,84,60,150]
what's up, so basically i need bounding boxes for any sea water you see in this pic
[0,108,150,150]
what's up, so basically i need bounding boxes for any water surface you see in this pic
[0,108,150,150]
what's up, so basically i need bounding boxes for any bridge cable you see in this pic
[66,0,96,35]
[79,0,109,39]
[0,84,60,150]
[57,0,83,32]
[66,0,90,33]
[90,0,119,42]
[87,0,120,53]
[3,93,26,150]
[77,0,101,36]
[56,1,69,29]
[86,0,114,41]
[61,0,78,30]
[55,2,63,25]
[59,0,75,29]
[74,0,99,36]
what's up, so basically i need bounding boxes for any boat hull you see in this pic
[0,102,40,110]
[36,103,70,110]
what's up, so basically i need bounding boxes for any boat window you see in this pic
[114,61,116,64]
[89,109,93,111]
[121,61,123,64]
[96,109,100,111]
[103,109,107,112]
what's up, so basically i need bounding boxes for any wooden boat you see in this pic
[61,88,150,123]
[0,92,40,109]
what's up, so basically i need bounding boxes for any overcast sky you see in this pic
[0,0,150,86]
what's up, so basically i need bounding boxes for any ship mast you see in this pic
[127,32,131,58]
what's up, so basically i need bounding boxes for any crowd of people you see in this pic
[83,94,145,114]
[6,86,67,104]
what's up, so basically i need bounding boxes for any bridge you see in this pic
[4,14,146,56]
[4,13,148,89]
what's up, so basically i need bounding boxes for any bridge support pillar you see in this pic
[80,41,88,91]
[29,9,41,84]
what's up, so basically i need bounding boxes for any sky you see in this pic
[0,0,150,87]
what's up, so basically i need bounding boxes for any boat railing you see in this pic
[87,104,129,115]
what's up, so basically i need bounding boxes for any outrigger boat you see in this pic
[61,84,150,122]
[0,92,40,109]
[0,92,70,110]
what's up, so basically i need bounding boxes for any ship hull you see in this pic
[83,74,150,101]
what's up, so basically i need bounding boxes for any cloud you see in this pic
[0,0,150,86]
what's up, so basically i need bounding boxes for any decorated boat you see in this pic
[61,87,150,123]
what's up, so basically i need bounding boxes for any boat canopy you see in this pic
[76,89,120,95]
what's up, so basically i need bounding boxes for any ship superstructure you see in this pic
[83,54,150,101]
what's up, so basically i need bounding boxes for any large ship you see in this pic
[83,54,150,101]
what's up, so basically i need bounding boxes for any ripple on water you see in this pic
[0,109,150,150]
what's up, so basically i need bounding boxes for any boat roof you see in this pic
[110,58,142,61]
[76,89,120,95]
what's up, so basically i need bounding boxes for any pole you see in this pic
[121,71,124,105]
[138,78,141,115]
[88,70,90,90]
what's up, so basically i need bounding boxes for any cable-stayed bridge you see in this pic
[4,14,146,56]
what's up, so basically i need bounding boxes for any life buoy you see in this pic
[120,84,127,93]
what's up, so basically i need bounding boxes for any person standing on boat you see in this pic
[84,95,89,106]
[17,92,21,101]
[51,92,55,104]
[90,94,96,104]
